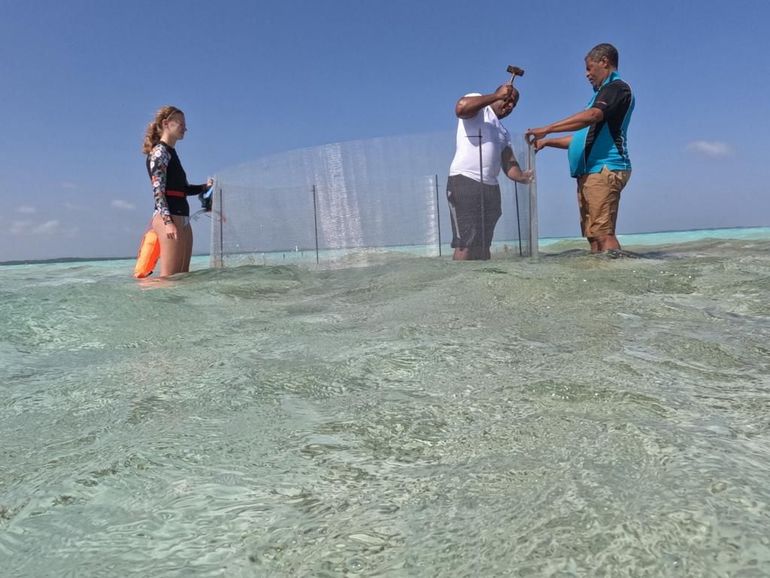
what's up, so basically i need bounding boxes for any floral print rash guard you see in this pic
[146,141,207,221]
[148,143,173,223]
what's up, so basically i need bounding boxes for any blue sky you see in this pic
[1,0,768,261]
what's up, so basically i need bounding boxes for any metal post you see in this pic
[527,143,539,259]
[209,185,218,268]
[312,184,320,264]
[478,128,485,259]
[434,174,442,256]
[219,186,225,267]
[211,185,224,268]
[514,182,522,257]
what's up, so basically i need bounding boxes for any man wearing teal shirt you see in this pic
[527,43,634,253]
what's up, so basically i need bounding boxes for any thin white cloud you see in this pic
[63,201,87,211]
[17,205,37,214]
[686,140,732,158]
[111,199,136,211]
[8,219,78,237]
[32,220,62,235]
[9,220,32,235]
[60,182,78,190]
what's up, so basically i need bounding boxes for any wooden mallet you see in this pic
[507,65,524,86]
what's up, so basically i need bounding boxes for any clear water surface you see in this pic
[1,228,769,576]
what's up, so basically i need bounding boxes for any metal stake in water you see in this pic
[478,128,485,259]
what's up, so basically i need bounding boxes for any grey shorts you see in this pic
[446,174,502,248]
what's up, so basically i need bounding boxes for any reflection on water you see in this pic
[1,233,770,575]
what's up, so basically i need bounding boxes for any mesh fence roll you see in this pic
[210,131,537,267]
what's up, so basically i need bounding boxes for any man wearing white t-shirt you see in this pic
[448,84,532,260]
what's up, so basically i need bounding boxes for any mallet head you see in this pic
[506,65,525,85]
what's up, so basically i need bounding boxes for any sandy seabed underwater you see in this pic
[1,229,770,576]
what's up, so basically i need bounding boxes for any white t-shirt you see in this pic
[448,93,512,185]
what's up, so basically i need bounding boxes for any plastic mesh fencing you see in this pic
[210,131,537,267]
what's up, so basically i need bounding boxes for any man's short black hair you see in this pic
[587,43,619,68]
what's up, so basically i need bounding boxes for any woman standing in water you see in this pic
[142,106,212,276]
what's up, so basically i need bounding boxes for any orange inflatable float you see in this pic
[133,229,160,278]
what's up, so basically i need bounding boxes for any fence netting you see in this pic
[210,131,537,267]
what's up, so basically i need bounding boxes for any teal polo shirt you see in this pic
[567,71,635,178]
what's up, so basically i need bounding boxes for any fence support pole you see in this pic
[527,143,539,259]
[211,185,224,268]
[478,128,486,258]
[434,174,442,257]
[312,184,320,264]
[514,183,522,257]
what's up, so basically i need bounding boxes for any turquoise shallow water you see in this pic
[1,228,770,576]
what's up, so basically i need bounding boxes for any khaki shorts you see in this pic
[576,166,631,238]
